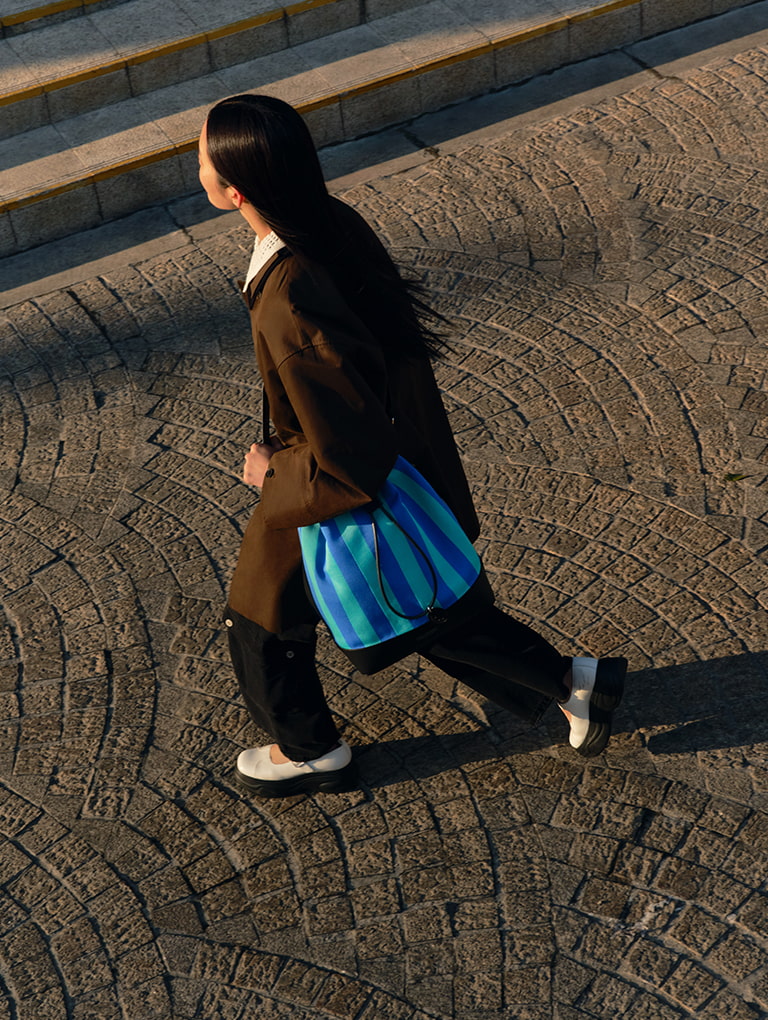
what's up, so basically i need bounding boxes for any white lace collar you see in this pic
[243,231,287,292]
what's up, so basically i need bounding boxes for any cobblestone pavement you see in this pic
[2,24,768,1020]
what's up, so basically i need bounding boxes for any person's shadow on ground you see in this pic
[355,650,768,788]
[627,649,768,756]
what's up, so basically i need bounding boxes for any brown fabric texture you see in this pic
[227,251,480,634]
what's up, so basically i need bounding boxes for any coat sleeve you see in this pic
[256,296,399,530]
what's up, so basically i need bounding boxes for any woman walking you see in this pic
[198,94,627,798]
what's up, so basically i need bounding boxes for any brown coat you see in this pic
[227,250,480,634]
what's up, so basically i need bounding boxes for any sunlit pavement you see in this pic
[1,7,768,1019]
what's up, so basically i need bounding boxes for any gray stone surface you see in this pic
[1,11,768,1020]
[4,0,763,256]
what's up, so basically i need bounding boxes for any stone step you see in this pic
[0,0,424,138]
[1,0,758,258]
[0,0,132,39]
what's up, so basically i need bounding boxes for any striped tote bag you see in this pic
[298,456,490,674]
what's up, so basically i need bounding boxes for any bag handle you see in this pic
[372,503,445,623]
[246,247,290,444]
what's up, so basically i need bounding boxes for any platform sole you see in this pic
[234,760,359,798]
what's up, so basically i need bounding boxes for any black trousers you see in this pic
[226,605,569,761]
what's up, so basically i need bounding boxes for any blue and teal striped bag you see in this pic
[299,456,488,673]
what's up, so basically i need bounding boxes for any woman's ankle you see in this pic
[269,740,342,765]
[558,669,572,705]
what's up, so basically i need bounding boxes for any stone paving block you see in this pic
[342,75,424,139]
[0,211,18,259]
[367,0,430,16]
[288,0,361,46]
[210,17,288,67]
[417,52,497,113]
[7,186,103,261]
[377,1,487,58]
[751,974,768,1012]
[698,988,766,1020]
[0,89,49,142]
[96,157,188,222]
[642,0,715,36]
[6,17,116,84]
[175,0,270,30]
[95,0,197,53]
[570,4,643,63]
[48,67,133,124]
[127,42,213,96]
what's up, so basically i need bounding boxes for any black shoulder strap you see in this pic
[245,246,291,309]
[262,391,271,446]
[244,247,292,443]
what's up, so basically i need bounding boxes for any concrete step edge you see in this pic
[0,0,431,109]
[0,8,286,105]
[0,0,646,134]
[0,13,581,215]
[1,0,123,36]
[0,0,356,108]
[1,0,755,255]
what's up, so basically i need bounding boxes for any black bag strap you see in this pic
[261,390,271,446]
[371,503,441,620]
[246,247,291,444]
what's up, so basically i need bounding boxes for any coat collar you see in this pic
[243,247,292,309]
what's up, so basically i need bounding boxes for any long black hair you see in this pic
[204,93,447,359]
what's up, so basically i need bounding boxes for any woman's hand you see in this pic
[243,437,284,487]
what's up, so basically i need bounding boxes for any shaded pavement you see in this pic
[1,8,768,1019]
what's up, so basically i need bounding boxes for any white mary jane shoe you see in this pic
[560,656,627,757]
[235,739,358,798]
